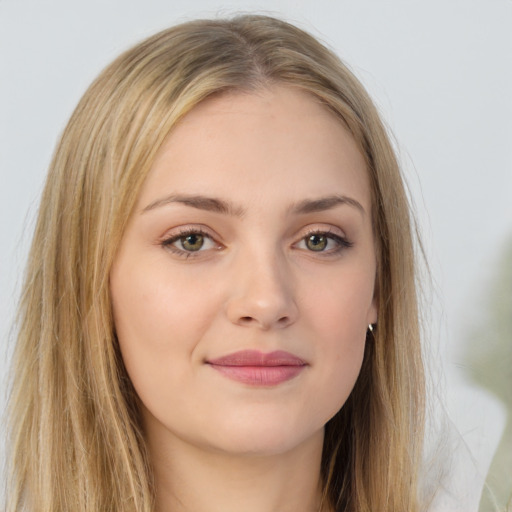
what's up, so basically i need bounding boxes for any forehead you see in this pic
[137,85,370,212]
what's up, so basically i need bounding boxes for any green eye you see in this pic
[306,234,328,251]
[180,234,204,251]
[162,229,218,258]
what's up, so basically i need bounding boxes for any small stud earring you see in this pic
[368,324,374,332]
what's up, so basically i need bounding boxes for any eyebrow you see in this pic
[290,195,365,216]
[141,193,365,217]
[141,194,246,217]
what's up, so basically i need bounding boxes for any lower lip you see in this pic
[208,364,305,386]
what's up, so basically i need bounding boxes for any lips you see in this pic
[206,350,307,386]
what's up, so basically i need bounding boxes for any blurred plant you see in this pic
[464,235,512,512]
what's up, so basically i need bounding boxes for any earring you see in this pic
[368,324,375,333]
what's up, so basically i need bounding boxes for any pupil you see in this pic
[182,234,204,251]
[307,234,327,251]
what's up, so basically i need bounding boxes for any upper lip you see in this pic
[207,350,307,367]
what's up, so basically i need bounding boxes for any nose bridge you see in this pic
[225,241,298,329]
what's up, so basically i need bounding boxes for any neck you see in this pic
[147,428,328,512]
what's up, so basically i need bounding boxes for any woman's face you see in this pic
[110,85,378,457]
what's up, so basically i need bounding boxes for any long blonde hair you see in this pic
[6,15,425,512]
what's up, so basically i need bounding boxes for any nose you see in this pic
[225,251,299,330]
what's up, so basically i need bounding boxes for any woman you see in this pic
[6,15,425,512]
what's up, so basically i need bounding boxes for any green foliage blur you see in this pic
[464,236,512,512]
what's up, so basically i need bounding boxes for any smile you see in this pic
[206,350,308,386]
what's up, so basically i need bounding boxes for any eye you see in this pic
[296,230,353,255]
[305,233,329,251]
[161,228,219,257]
[179,233,207,251]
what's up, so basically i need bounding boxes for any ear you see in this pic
[367,295,378,325]
[367,275,379,325]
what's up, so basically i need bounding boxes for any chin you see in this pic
[200,415,325,457]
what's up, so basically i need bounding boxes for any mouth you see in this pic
[206,350,307,386]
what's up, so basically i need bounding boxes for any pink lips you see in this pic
[207,350,307,386]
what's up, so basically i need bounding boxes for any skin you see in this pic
[110,85,378,512]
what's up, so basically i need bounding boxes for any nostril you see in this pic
[236,314,293,328]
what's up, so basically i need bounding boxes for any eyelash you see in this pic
[160,227,353,259]
[161,227,217,259]
[299,229,354,255]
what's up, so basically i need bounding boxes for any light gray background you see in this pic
[1,1,511,509]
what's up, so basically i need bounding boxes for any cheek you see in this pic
[111,261,216,348]
[300,267,372,414]
[304,265,375,337]
[109,259,222,398]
